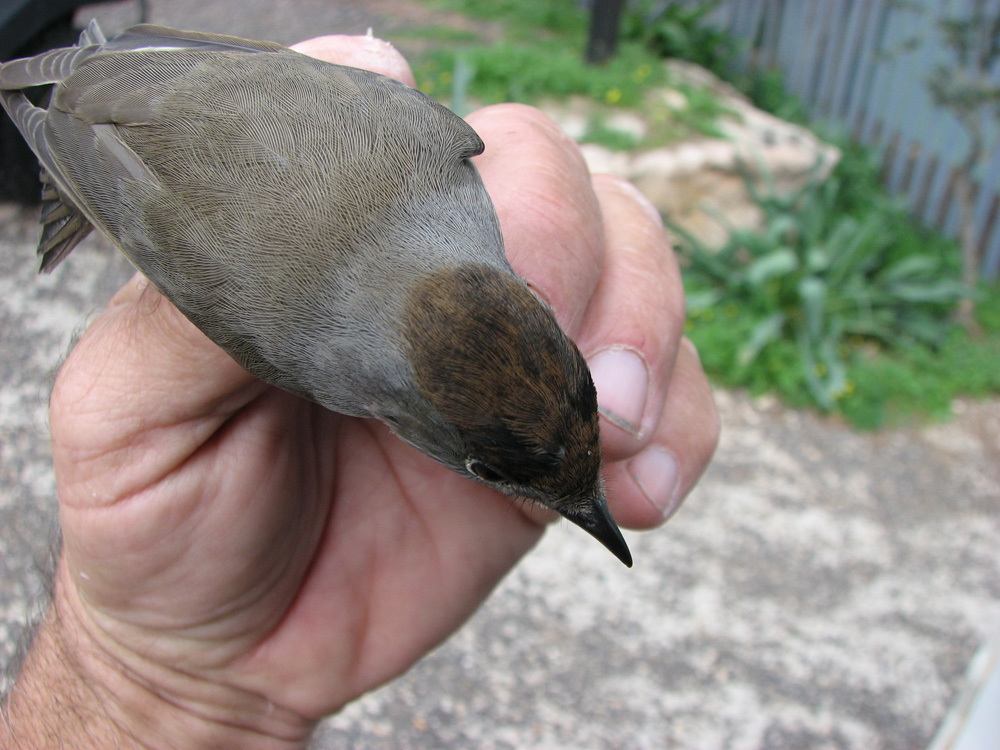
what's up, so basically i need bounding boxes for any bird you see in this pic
[0,21,632,567]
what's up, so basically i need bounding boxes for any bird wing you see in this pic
[0,19,105,89]
[0,22,294,270]
[1,22,489,273]
[99,24,289,55]
[0,21,110,268]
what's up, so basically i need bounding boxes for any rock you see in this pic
[544,59,840,249]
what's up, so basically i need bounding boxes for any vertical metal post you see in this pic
[585,0,627,64]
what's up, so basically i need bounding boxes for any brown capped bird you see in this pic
[0,21,631,566]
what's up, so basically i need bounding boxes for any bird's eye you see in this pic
[466,458,507,484]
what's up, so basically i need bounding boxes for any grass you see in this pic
[415,41,668,109]
[401,0,729,143]
[686,282,1000,429]
[839,293,1000,429]
[420,0,589,38]
[680,136,1000,429]
[579,116,643,151]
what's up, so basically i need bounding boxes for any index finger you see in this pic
[291,35,417,86]
[465,104,605,337]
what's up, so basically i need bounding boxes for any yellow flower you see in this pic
[421,80,436,95]
[632,64,652,82]
[439,71,453,86]
[605,87,622,104]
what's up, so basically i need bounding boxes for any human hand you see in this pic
[2,35,718,749]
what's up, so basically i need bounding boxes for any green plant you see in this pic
[622,0,738,76]
[579,115,642,151]
[426,0,588,37]
[680,160,968,410]
[405,0,732,143]
[416,40,668,108]
[668,80,732,138]
[734,67,810,125]
[836,291,1000,428]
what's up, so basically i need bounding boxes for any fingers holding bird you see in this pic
[581,176,719,530]
[467,107,718,532]
[602,338,719,529]
[290,34,417,87]
[44,29,715,560]
[287,44,718,540]
[466,104,605,336]
[579,175,685,450]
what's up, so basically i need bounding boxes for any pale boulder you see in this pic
[546,60,840,248]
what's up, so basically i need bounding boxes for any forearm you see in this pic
[1,602,138,749]
[1,563,315,750]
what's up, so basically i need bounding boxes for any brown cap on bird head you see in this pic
[403,264,632,567]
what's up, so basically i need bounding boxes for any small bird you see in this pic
[0,22,632,566]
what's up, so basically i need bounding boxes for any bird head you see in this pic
[393,263,632,567]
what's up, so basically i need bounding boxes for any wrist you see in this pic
[2,561,315,750]
[1,606,136,749]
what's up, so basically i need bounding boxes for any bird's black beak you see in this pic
[560,499,633,568]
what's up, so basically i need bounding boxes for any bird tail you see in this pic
[0,19,104,89]
[79,18,107,48]
[0,20,104,271]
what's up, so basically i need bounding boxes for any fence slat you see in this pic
[703,0,1000,281]
[844,1,887,137]
[828,0,869,121]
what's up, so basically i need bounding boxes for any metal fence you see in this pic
[703,0,1000,281]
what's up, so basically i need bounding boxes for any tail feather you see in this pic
[0,88,46,154]
[1,19,296,273]
[37,171,93,272]
[0,46,95,89]
[79,18,107,47]
[0,20,104,90]
[0,21,103,270]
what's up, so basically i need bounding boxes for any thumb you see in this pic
[50,274,267,504]
[291,34,417,86]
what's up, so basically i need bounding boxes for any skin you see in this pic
[0,35,719,750]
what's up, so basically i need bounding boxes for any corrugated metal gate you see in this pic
[704,0,1000,280]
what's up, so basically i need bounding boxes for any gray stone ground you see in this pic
[2,3,1000,748]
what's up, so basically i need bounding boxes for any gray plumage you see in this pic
[2,22,501,413]
[0,22,632,566]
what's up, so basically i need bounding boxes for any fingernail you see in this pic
[629,446,682,519]
[614,177,664,227]
[589,348,649,436]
